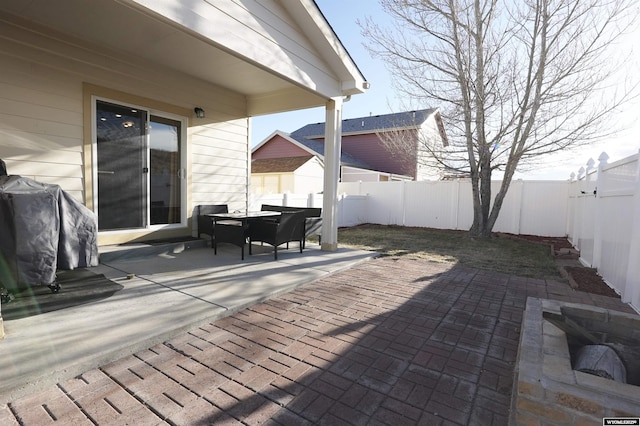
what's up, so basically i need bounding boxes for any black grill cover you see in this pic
[0,175,98,290]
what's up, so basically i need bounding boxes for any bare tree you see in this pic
[362,0,638,238]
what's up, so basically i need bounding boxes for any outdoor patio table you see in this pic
[207,211,281,259]
[208,211,281,221]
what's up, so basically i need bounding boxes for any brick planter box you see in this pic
[511,298,640,425]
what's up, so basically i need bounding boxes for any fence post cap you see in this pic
[598,152,609,165]
[586,158,595,170]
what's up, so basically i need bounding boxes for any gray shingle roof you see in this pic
[291,108,436,139]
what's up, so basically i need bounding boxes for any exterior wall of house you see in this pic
[341,166,412,183]
[341,167,382,182]
[251,158,323,194]
[1,51,86,201]
[293,157,324,193]
[251,173,293,194]
[190,119,250,213]
[252,135,309,159]
[416,116,445,180]
[339,132,417,178]
[0,19,249,244]
[250,175,267,194]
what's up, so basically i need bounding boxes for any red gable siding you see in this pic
[340,130,417,178]
[253,135,309,159]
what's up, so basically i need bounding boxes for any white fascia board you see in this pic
[290,0,369,96]
[419,108,448,147]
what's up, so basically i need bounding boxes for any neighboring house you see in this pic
[251,109,448,193]
[0,1,367,247]
[251,155,324,195]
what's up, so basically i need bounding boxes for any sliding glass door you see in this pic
[149,115,182,225]
[96,101,147,230]
[95,100,183,231]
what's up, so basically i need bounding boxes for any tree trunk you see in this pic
[470,162,518,239]
[469,172,483,237]
[469,151,494,238]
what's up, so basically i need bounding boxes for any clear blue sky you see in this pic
[251,0,640,180]
[250,1,397,147]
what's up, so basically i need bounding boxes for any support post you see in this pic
[321,97,343,251]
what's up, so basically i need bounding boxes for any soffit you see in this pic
[0,0,316,101]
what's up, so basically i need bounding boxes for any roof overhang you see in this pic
[0,0,367,117]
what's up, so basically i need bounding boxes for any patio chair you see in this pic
[213,218,248,260]
[196,204,228,243]
[248,210,306,260]
[196,204,248,259]
[260,204,322,248]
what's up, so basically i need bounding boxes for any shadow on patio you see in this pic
[6,255,634,424]
[189,259,634,425]
[0,243,374,405]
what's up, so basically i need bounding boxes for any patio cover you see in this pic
[0,176,98,290]
[0,0,369,251]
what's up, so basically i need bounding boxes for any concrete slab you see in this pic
[0,243,374,403]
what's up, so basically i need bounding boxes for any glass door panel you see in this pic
[149,116,181,225]
[96,101,147,230]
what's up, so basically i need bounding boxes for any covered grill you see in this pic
[0,175,98,293]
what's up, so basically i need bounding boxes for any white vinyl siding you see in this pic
[416,117,446,181]
[191,118,249,211]
[0,53,85,200]
[0,19,249,241]
[251,174,285,194]
[250,157,324,194]
[293,157,324,193]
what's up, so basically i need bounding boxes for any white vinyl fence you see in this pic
[249,191,366,227]
[251,150,640,310]
[252,180,570,235]
[567,152,640,308]
[337,179,571,236]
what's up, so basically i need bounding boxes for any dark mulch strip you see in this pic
[501,233,574,250]
[565,266,620,298]
[502,233,621,299]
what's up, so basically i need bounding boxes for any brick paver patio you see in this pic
[1,257,634,425]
